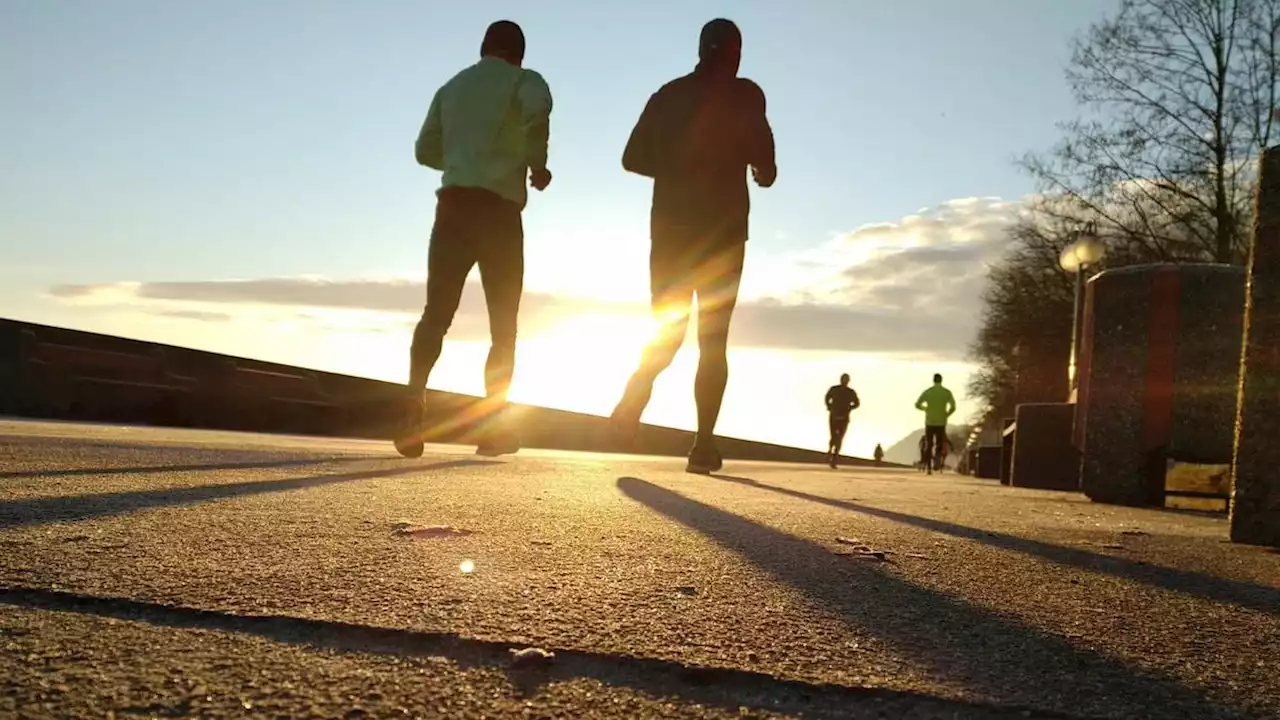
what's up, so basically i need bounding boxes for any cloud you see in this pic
[47,278,625,341]
[152,309,232,322]
[753,196,1021,345]
[47,197,1021,358]
[51,278,423,313]
[728,302,974,354]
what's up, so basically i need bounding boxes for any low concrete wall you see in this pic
[1010,403,1079,491]
[0,318,871,467]
[999,417,1015,486]
[975,446,1002,480]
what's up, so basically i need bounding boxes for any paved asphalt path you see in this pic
[0,420,1277,719]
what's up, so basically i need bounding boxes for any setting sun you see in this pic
[510,310,661,417]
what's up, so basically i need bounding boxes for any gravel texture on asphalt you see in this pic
[1,420,1277,719]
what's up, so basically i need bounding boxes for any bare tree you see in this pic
[969,0,1277,426]
[965,192,1214,426]
[1023,0,1278,263]
[967,211,1079,425]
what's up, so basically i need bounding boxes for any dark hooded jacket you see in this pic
[621,29,776,248]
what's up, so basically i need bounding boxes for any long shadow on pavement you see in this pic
[707,473,1280,617]
[0,585,1081,720]
[618,476,1262,720]
[0,459,493,529]
[0,456,376,479]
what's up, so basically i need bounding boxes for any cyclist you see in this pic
[914,373,956,476]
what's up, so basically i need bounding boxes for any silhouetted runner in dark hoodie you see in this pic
[610,18,777,475]
[395,21,553,459]
[825,373,860,468]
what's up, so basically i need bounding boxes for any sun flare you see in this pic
[509,311,659,416]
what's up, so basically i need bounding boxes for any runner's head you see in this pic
[933,373,942,385]
[481,20,526,66]
[840,373,850,386]
[698,18,742,76]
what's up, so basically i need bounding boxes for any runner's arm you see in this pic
[518,71,553,173]
[851,391,860,411]
[945,390,956,418]
[622,91,662,178]
[914,391,928,411]
[415,90,444,170]
[824,387,834,411]
[740,80,776,186]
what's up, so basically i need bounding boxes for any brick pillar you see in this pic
[1231,146,1280,547]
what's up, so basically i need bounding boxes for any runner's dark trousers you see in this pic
[409,186,523,404]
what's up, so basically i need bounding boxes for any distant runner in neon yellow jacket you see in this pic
[915,373,955,475]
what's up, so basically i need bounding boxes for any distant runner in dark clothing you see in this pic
[396,20,553,459]
[873,443,884,464]
[825,373,860,468]
[610,18,777,475]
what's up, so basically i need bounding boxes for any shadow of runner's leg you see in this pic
[703,473,1280,617]
[0,459,496,530]
[0,455,374,480]
[616,476,1257,720]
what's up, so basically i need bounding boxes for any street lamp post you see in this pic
[1059,222,1106,396]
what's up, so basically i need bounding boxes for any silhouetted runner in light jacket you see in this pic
[396,20,553,459]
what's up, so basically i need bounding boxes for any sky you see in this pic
[0,0,1120,455]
